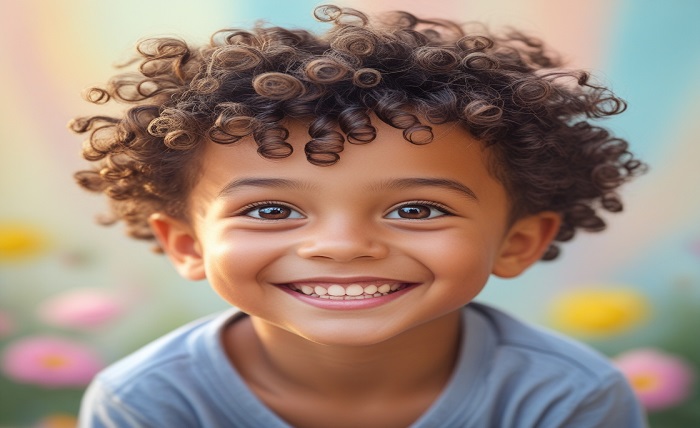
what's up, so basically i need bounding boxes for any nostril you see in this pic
[296,239,389,261]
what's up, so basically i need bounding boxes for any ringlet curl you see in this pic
[71,4,646,260]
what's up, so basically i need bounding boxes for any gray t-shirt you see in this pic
[79,303,647,427]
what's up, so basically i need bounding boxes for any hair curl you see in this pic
[70,4,646,259]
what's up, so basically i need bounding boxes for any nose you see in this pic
[296,218,389,262]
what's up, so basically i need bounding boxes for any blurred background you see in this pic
[1,0,699,426]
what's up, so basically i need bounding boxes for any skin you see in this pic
[150,118,561,428]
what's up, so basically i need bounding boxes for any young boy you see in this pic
[72,5,647,427]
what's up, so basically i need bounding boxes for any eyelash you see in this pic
[235,201,304,219]
[386,200,453,219]
[234,200,453,220]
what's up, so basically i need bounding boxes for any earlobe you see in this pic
[149,213,206,281]
[492,211,562,278]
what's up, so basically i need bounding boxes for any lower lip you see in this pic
[279,285,416,310]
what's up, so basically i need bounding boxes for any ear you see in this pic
[149,213,206,281]
[492,211,561,278]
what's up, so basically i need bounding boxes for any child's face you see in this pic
[153,118,557,347]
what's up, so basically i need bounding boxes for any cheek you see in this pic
[406,228,497,288]
[202,231,288,304]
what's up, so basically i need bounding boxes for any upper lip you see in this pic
[280,276,409,285]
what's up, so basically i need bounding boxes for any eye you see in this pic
[385,202,450,220]
[240,203,305,220]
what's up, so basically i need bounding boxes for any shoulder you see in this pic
[457,303,647,427]
[98,310,239,388]
[468,302,618,379]
[80,309,244,426]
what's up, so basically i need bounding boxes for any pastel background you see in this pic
[1,0,699,426]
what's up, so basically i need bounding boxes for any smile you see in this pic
[286,282,410,300]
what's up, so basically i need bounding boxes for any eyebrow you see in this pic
[217,178,315,198]
[372,178,479,201]
[217,177,478,202]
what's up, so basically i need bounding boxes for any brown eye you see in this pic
[386,203,449,220]
[258,206,291,219]
[243,204,304,220]
[398,206,431,219]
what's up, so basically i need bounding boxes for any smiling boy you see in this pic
[73,5,647,427]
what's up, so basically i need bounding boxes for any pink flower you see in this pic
[1,336,104,387]
[37,287,126,329]
[614,348,696,411]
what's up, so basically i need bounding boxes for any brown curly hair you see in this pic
[70,5,645,260]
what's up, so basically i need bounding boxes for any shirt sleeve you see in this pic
[79,380,154,428]
[540,371,648,428]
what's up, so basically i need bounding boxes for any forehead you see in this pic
[191,119,504,207]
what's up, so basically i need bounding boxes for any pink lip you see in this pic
[281,276,406,285]
[275,277,418,310]
[279,284,416,310]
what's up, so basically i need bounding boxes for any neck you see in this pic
[226,310,463,399]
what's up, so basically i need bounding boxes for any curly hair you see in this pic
[70,5,645,260]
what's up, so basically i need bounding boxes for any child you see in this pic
[72,5,648,427]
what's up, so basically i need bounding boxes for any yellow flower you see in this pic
[34,414,78,428]
[549,288,650,337]
[0,222,47,261]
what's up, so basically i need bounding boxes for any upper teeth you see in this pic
[290,283,403,299]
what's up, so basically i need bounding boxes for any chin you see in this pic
[287,323,412,348]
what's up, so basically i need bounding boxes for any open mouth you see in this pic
[286,282,412,300]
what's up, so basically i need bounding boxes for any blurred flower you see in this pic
[37,287,126,329]
[0,310,15,337]
[689,238,700,257]
[0,222,47,261]
[549,288,650,337]
[1,336,103,387]
[34,414,78,428]
[58,249,94,268]
[614,348,696,411]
